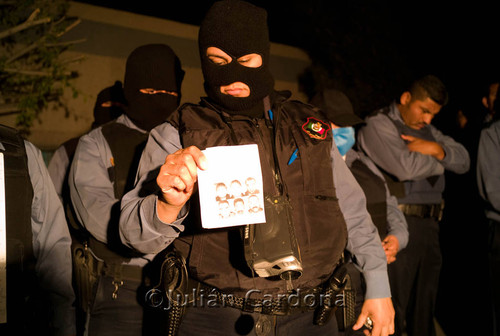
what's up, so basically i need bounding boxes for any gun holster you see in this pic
[334,265,357,331]
[155,249,189,336]
[313,259,349,326]
[72,241,103,313]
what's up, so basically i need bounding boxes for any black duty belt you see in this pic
[184,278,323,316]
[211,285,318,315]
[82,245,143,300]
[398,202,444,221]
[88,249,143,281]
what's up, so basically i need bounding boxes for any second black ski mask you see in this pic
[123,44,184,131]
[198,0,274,113]
[92,81,126,129]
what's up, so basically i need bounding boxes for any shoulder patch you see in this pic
[302,117,330,140]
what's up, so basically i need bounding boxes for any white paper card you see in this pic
[0,153,6,323]
[197,144,266,229]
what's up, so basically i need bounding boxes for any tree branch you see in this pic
[60,55,86,65]
[6,37,86,65]
[45,38,87,48]
[26,8,40,22]
[0,14,51,40]
[55,18,81,37]
[5,36,46,64]
[2,67,72,77]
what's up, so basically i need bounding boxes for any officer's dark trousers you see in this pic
[388,215,441,336]
[178,305,339,336]
[87,275,168,336]
[339,262,365,336]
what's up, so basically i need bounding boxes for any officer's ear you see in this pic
[400,91,411,105]
[482,96,489,109]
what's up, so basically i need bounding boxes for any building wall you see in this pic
[0,1,311,151]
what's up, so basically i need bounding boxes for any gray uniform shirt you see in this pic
[357,102,470,204]
[345,149,409,250]
[477,119,500,222]
[0,140,76,335]
[69,114,155,266]
[47,145,69,200]
[119,122,392,299]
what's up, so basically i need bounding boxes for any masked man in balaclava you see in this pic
[49,80,126,200]
[119,1,394,335]
[69,44,184,336]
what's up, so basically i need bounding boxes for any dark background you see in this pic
[77,0,500,120]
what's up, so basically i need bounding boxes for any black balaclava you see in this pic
[91,80,126,129]
[198,0,274,115]
[123,44,185,131]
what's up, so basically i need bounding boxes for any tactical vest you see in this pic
[349,158,387,238]
[168,93,348,296]
[0,125,35,332]
[375,107,444,201]
[90,122,148,263]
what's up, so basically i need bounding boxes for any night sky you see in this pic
[77,0,500,119]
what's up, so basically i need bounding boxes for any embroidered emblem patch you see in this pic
[302,117,330,140]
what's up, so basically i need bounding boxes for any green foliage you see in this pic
[0,0,80,135]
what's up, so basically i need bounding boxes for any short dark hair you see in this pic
[409,75,448,106]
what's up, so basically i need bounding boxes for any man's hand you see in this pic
[156,146,207,222]
[382,235,399,264]
[352,297,395,336]
[401,134,445,160]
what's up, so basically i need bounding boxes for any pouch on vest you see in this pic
[242,194,302,282]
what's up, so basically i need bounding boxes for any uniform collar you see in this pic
[389,101,405,124]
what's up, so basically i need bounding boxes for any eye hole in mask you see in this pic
[206,47,262,68]
[139,88,178,96]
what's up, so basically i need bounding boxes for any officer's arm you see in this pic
[25,141,76,336]
[68,130,117,243]
[47,144,69,200]
[360,152,408,261]
[430,125,470,174]
[477,125,500,212]
[360,152,408,251]
[332,141,390,299]
[332,141,394,335]
[119,123,188,254]
[357,114,444,181]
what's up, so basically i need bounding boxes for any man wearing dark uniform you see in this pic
[120,1,394,335]
[68,44,184,335]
